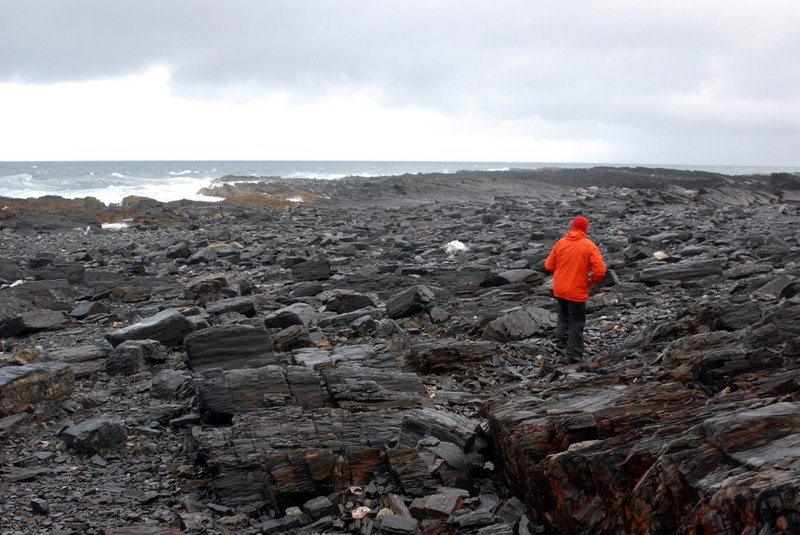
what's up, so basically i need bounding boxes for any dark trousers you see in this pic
[555,297,586,360]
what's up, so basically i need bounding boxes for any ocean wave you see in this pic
[168,169,195,176]
[110,172,127,179]
[0,173,34,183]
[285,172,347,180]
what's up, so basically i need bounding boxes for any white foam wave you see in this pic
[285,172,346,180]
[0,173,34,183]
[168,169,194,176]
[95,176,222,204]
[0,175,220,205]
[110,172,126,179]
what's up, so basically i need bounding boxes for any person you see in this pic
[544,215,606,361]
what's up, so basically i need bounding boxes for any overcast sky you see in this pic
[1,0,799,165]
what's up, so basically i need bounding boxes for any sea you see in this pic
[1,160,799,205]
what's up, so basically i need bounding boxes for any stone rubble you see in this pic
[1,167,799,534]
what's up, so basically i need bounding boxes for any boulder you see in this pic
[322,289,376,313]
[47,344,110,378]
[264,302,317,329]
[496,269,543,286]
[205,296,258,317]
[106,339,167,376]
[386,285,435,319]
[107,308,196,347]
[0,295,33,337]
[639,259,723,283]
[69,300,111,319]
[0,362,75,416]
[184,274,230,303]
[59,416,127,454]
[407,339,500,373]
[272,324,313,351]
[151,369,193,400]
[291,259,332,281]
[184,324,276,372]
[482,306,556,342]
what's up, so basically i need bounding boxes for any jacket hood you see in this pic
[565,229,587,240]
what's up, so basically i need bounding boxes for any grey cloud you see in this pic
[1,0,799,164]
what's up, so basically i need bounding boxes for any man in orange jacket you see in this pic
[544,215,606,361]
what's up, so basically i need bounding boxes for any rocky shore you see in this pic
[1,167,800,534]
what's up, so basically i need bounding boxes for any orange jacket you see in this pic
[544,229,606,302]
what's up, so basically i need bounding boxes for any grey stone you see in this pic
[107,308,196,347]
[184,323,276,372]
[0,362,74,416]
[59,416,127,454]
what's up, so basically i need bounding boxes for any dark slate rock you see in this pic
[69,300,110,319]
[187,247,218,265]
[386,448,439,497]
[322,366,427,410]
[151,369,192,400]
[449,508,497,529]
[28,256,57,269]
[46,344,110,378]
[32,263,85,283]
[407,339,499,374]
[750,274,794,299]
[291,259,332,281]
[398,408,480,450]
[255,515,302,534]
[289,281,324,297]
[303,495,337,521]
[17,309,67,334]
[0,362,75,416]
[205,296,258,317]
[2,211,100,232]
[497,269,544,286]
[0,412,31,437]
[317,307,382,328]
[379,514,419,535]
[106,308,196,347]
[639,259,723,283]
[59,416,127,454]
[323,289,376,313]
[351,314,379,335]
[183,274,230,303]
[8,279,81,307]
[713,302,763,331]
[482,306,556,342]
[184,324,276,372]
[263,303,317,329]
[166,241,192,259]
[386,285,435,319]
[83,270,126,290]
[194,366,292,420]
[272,324,313,351]
[0,295,31,337]
[0,258,24,281]
[112,285,152,303]
[106,340,168,376]
[410,490,467,518]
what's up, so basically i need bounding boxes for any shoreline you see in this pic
[2,162,799,206]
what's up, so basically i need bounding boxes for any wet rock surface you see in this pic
[1,167,800,534]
